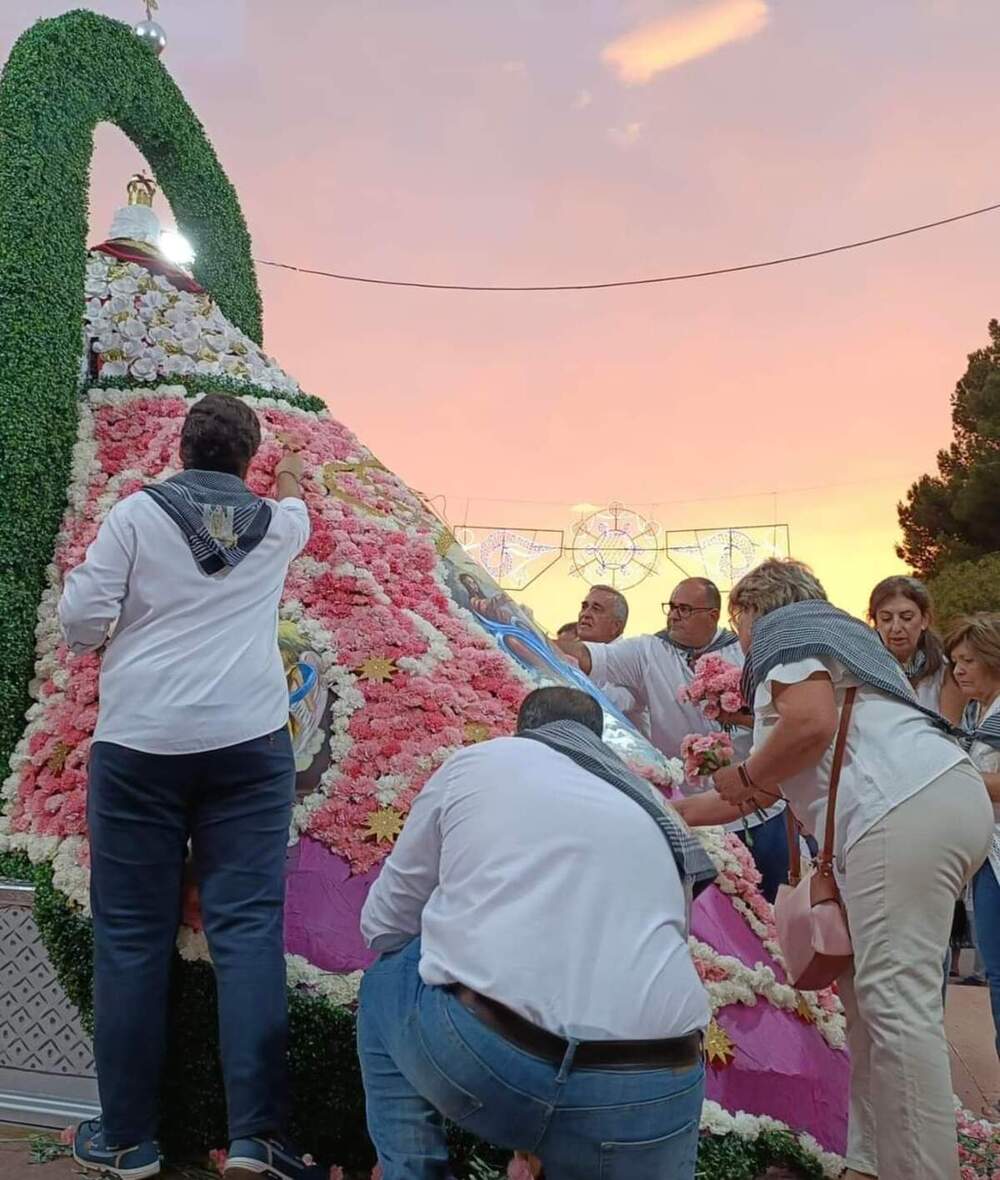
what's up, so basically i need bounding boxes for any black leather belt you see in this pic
[449,985,702,1071]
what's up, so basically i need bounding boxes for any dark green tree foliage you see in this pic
[928,553,1000,627]
[897,319,1000,578]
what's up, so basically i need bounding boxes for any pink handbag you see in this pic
[773,687,856,991]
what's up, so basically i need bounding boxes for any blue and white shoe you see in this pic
[72,1119,161,1179]
[224,1137,322,1180]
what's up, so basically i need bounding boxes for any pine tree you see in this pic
[897,319,1000,578]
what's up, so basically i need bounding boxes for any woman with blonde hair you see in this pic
[868,574,964,720]
[673,558,997,1179]
[946,614,1000,1062]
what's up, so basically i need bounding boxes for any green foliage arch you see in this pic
[0,8,263,774]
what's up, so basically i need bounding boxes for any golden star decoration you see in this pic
[356,657,398,683]
[364,807,404,844]
[463,721,492,744]
[794,993,815,1024]
[704,1018,736,1067]
[46,743,72,774]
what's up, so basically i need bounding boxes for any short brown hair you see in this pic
[944,614,1000,677]
[179,393,261,476]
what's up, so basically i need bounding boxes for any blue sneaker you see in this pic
[224,1137,322,1180]
[73,1119,161,1179]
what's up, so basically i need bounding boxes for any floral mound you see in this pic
[0,247,861,1176]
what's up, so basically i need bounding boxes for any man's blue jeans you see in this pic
[357,939,705,1179]
[87,730,295,1144]
[735,807,790,904]
[972,862,1000,1057]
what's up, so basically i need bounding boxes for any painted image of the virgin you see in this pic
[278,620,335,800]
[446,564,634,730]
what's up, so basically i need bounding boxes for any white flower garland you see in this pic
[699,1101,844,1177]
[691,938,845,1049]
[175,939,363,1009]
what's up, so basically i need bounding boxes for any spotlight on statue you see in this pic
[158,228,195,266]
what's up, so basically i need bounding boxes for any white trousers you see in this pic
[839,761,992,1179]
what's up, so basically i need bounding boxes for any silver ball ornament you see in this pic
[133,18,167,56]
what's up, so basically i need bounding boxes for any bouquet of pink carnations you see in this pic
[680,731,735,780]
[677,653,745,721]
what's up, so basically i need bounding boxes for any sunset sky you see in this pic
[3,0,997,635]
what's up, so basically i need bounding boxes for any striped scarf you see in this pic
[742,600,1000,751]
[518,720,717,907]
[143,470,272,575]
[657,627,740,670]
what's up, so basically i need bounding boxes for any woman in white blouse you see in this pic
[868,575,964,720]
[676,559,991,1180]
[946,615,1000,1066]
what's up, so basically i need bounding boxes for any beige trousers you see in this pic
[838,761,992,1179]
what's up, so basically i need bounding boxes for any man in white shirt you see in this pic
[556,585,648,737]
[557,577,789,901]
[358,686,707,1179]
[62,396,316,1180]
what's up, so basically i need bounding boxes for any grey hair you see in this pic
[729,559,827,620]
[590,584,629,624]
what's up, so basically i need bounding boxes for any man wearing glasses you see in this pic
[556,578,788,901]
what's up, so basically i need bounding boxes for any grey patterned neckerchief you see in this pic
[143,469,272,575]
[743,600,1000,751]
[902,647,928,682]
[517,720,717,920]
[656,627,740,671]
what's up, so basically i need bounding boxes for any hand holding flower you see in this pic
[713,763,750,805]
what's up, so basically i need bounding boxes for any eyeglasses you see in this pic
[662,601,716,619]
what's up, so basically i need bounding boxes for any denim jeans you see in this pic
[972,862,1000,1057]
[357,939,705,1179]
[87,730,295,1144]
[735,807,790,904]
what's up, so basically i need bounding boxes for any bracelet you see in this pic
[736,762,756,792]
[276,467,302,482]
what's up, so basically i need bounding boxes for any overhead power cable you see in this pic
[253,199,1000,293]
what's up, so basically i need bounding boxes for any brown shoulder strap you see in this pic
[785,685,857,883]
[786,806,801,885]
[818,686,857,872]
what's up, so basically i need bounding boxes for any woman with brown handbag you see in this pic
[674,558,996,1180]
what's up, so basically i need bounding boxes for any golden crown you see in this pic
[127,173,157,207]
